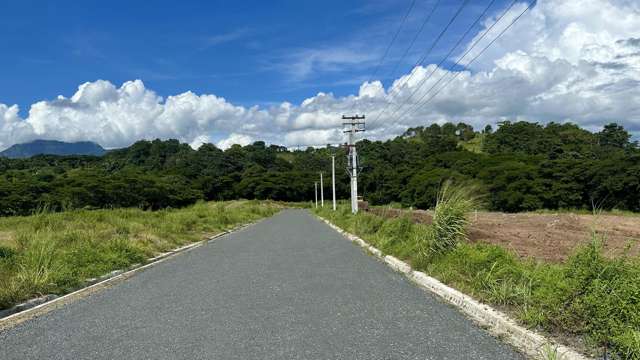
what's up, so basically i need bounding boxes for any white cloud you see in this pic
[278,46,379,81]
[203,28,250,48]
[1,0,639,152]
[217,133,253,150]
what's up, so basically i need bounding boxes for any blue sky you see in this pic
[1,0,638,150]
[0,0,509,113]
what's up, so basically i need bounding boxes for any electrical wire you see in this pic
[347,0,417,114]
[383,0,442,85]
[372,0,500,129]
[368,0,472,126]
[397,0,534,123]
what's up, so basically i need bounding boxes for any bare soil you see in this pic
[369,208,640,262]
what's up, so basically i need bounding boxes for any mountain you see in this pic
[0,140,106,158]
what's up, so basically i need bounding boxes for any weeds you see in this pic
[14,233,59,297]
[314,185,639,358]
[428,181,480,256]
[539,343,563,360]
[0,200,281,310]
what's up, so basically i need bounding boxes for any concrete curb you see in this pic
[0,219,261,330]
[317,215,591,360]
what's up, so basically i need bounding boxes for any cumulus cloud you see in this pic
[217,133,253,150]
[1,0,639,151]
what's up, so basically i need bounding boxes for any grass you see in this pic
[315,191,640,359]
[458,133,485,153]
[0,200,282,311]
[427,181,480,256]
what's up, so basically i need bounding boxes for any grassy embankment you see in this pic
[315,185,640,359]
[0,200,282,311]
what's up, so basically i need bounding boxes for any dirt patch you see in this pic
[369,208,640,262]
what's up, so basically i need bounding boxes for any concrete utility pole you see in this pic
[342,115,365,214]
[314,182,318,208]
[331,155,336,211]
[320,172,324,208]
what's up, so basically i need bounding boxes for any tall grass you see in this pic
[0,200,281,310]
[428,181,480,256]
[314,186,639,358]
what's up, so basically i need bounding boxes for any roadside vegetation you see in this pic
[0,200,281,311]
[314,185,640,359]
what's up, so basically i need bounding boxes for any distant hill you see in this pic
[0,140,106,158]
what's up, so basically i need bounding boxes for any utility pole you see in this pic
[342,114,365,214]
[314,182,318,208]
[331,155,336,211]
[320,172,324,208]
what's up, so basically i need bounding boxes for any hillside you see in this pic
[0,121,638,216]
[0,140,106,158]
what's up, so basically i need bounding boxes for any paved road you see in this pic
[0,209,523,359]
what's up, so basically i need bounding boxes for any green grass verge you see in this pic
[315,201,640,359]
[0,200,282,311]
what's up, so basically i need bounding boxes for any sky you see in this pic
[1,0,639,150]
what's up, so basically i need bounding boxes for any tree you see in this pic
[598,123,631,149]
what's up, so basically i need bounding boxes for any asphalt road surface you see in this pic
[0,209,524,359]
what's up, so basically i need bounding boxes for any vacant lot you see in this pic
[370,208,640,262]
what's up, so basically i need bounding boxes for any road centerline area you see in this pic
[0,209,523,360]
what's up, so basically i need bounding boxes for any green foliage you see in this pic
[0,245,15,259]
[555,236,640,352]
[427,182,480,256]
[1,121,639,217]
[314,203,640,358]
[614,330,640,360]
[374,216,415,253]
[0,200,281,310]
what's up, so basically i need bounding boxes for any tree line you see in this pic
[0,121,638,216]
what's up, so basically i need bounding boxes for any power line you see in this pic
[285,143,343,151]
[383,0,442,84]
[376,0,500,128]
[397,0,534,122]
[368,0,472,127]
[368,0,417,82]
[348,0,417,113]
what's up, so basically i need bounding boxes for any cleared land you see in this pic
[370,208,640,262]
